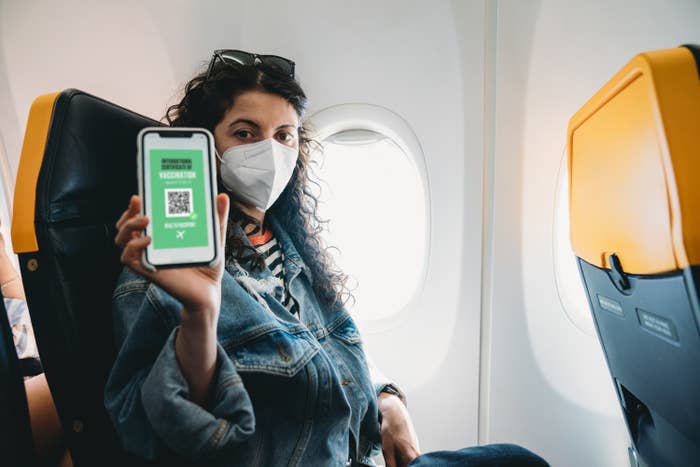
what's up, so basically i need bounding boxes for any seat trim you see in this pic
[568,46,700,274]
[11,91,61,254]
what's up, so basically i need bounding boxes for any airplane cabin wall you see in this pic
[484,1,700,466]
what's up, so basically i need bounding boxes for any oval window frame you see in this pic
[552,147,596,337]
[307,103,431,329]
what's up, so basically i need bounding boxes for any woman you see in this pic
[105,50,420,467]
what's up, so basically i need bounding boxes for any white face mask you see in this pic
[217,138,299,212]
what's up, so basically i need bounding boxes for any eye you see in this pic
[233,129,254,139]
[276,131,297,144]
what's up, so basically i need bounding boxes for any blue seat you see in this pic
[568,45,700,467]
[11,89,161,466]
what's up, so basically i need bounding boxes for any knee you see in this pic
[484,443,550,466]
[408,443,550,467]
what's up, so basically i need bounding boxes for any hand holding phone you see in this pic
[115,193,230,315]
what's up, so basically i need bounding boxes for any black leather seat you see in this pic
[11,89,162,466]
[0,294,35,466]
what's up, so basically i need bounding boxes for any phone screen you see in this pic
[140,129,218,267]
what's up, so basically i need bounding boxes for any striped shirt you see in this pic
[4,297,42,377]
[249,229,300,315]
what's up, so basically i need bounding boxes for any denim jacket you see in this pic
[104,214,383,466]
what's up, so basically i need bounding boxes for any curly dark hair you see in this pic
[164,58,350,307]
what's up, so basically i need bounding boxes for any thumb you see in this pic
[217,193,230,249]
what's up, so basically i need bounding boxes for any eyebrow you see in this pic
[228,119,298,131]
[275,124,298,131]
[228,119,259,129]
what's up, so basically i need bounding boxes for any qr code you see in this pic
[165,188,193,217]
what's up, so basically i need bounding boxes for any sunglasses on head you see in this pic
[206,49,296,79]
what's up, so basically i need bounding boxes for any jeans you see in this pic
[407,444,550,467]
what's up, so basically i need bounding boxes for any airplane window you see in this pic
[552,151,595,336]
[309,105,428,323]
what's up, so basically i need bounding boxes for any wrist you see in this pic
[378,383,406,406]
[0,274,19,288]
[180,305,218,333]
[378,392,403,414]
[378,391,400,403]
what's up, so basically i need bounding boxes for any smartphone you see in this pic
[137,127,220,269]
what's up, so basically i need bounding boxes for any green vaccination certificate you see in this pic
[149,148,209,249]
